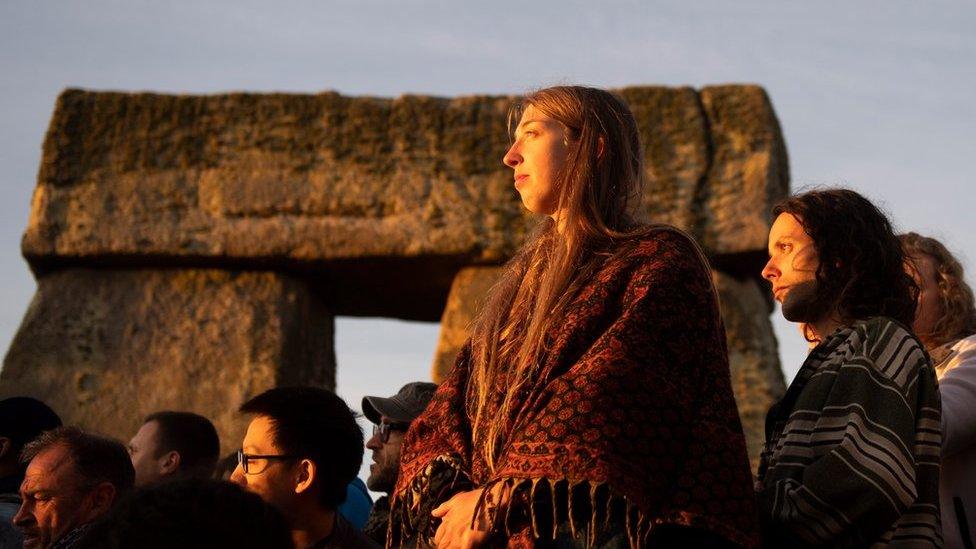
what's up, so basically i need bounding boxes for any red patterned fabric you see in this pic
[391,227,760,548]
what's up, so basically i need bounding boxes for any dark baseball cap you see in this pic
[362,382,437,424]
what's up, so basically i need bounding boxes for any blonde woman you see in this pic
[389,87,758,548]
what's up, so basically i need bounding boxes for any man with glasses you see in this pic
[230,387,378,549]
[360,382,437,545]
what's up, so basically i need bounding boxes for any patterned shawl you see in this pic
[757,317,942,547]
[390,227,760,548]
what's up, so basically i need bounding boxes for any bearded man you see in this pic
[360,382,437,545]
[758,188,943,547]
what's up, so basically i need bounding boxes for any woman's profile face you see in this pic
[502,105,571,218]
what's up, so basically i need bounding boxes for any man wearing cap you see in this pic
[361,382,437,545]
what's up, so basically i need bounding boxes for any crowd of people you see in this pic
[0,85,973,548]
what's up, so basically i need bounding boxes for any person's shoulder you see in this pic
[614,224,704,262]
[950,333,976,353]
[625,223,696,247]
[853,316,918,343]
[848,316,931,383]
[938,333,976,374]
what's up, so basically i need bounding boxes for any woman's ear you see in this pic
[294,458,316,495]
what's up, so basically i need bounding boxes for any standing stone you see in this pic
[431,266,502,382]
[616,87,709,231]
[699,85,790,256]
[712,271,786,468]
[4,85,789,455]
[0,268,333,454]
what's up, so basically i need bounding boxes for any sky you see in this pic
[1,0,974,488]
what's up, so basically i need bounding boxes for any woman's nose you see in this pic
[503,143,521,168]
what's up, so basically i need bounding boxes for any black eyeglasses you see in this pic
[372,422,410,443]
[237,450,298,475]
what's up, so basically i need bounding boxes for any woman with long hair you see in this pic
[902,232,976,549]
[389,86,759,548]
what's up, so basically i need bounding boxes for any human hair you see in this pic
[900,232,976,348]
[240,387,362,509]
[468,86,647,472]
[77,478,293,549]
[21,426,134,497]
[772,188,918,328]
[143,411,220,480]
[0,397,61,468]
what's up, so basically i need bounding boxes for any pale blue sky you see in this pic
[1,1,974,485]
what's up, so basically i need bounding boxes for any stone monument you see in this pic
[1,86,788,465]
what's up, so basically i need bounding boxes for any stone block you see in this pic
[712,271,787,469]
[7,85,790,467]
[699,85,790,256]
[431,266,502,382]
[24,87,787,282]
[0,268,334,454]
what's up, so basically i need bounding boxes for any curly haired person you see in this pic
[758,189,942,547]
[902,232,976,549]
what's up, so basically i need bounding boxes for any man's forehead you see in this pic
[23,445,75,486]
[242,415,280,451]
[771,214,809,239]
[132,420,160,444]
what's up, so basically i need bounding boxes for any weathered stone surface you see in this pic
[431,266,502,382]
[713,271,787,468]
[24,87,787,293]
[0,268,334,454]
[699,86,790,257]
[23,91,532,274]
[432,266,786,468]
[6,85,789,467]
[616,87,708,231]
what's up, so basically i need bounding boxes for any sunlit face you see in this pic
[909,253,942,344]
[502,105,571,218]
[129,420,166,487]
[762,213,822,322]
[14,445,99,549]
[229,416,299,519]
[365,415,405,493]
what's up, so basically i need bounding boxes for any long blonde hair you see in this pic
[900,232,976,349]
[466,86,646,473]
